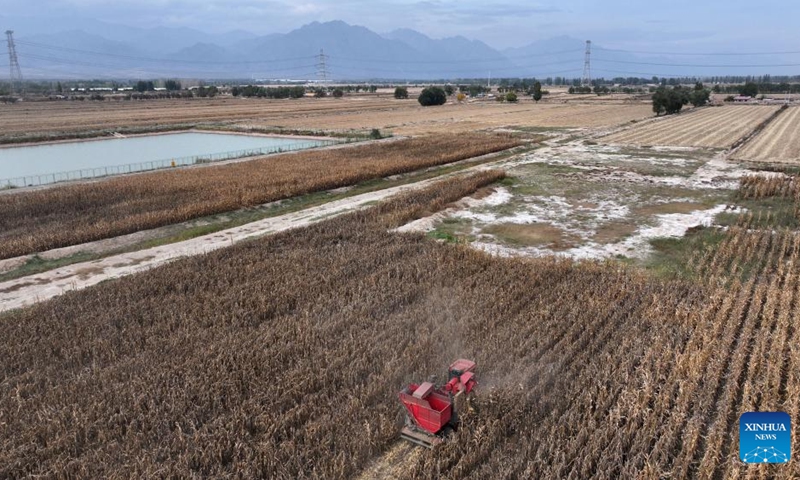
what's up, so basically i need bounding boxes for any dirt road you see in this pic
[0,170,489,313]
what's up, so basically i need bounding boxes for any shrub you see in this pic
[506,92,518,103]
[394,86,409,99]
[418,86,447,106]
[332,89,344,98]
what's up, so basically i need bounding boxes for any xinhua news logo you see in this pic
[740,412,791,464]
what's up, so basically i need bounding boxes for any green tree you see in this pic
[740,82,758,97]
[444,84,455,96]
[56,82,63,93]
[134,80,154,93]
[165,79,181,91]
[712,84,721,94]
[652,88,668,115]
[505,92,518,103]
[314,89,327,98]
[689,88,711,107]
[394,86,409,99]
[532,81,542,102]
[332,88,344,98]
[418,86,447,106]
[652,87,689,115]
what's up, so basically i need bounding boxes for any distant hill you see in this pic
[4,17,795,80]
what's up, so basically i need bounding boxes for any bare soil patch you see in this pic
[634,201,705,216]
[483,223,579,250]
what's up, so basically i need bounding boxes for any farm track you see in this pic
[0,167,509,313]
[601,105,779,148]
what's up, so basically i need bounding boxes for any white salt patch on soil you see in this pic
[469,187,513,207]
[471,204,734,260]
[453,194,631,241]
[499,142,745,191]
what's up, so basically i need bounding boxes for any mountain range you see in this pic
[1,17,793,81]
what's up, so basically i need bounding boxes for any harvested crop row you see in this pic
[0,133,520,260]
[734,106,800,164]
[2,169,798,478]
[263,103,654,134]
[0,97,404,139]
[601,105,779,148]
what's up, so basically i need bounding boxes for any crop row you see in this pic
[734,106,800,164]
[0,133,520,260]
[3,165,798,477]
[601,105,779,148]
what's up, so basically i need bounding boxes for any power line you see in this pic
[334,48,584,65]
[19,51,318,76]
[324,60,580,75]
[16,39,584,68]
[595,46,800,56]
[15,40,318,65]
[594,58,800,68]
[591,68,691,79]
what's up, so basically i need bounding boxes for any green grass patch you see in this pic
[717,195,799,229]
[0,252,98,283]
[642,227,726,280]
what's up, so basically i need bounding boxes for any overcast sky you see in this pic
[2,0,800,51]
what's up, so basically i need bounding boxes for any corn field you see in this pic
[1,171,798,478]
[0,134,519,260]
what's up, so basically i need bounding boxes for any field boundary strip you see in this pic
[0,169,506,313]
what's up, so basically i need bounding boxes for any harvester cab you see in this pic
[399,359,477,447]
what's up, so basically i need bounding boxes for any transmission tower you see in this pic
[316,48,329,82]
[581,40,592,87]
[5,30,24,96]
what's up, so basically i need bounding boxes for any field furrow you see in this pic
[602,105,779,148]
[734,106,800,164]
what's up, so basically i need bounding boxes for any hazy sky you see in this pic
[2,0,800,50]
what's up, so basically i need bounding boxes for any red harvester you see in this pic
[399,359,477,447]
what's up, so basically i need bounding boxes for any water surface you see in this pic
[0,132,326,181]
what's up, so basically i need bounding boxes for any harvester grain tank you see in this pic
[398,359,477,447]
